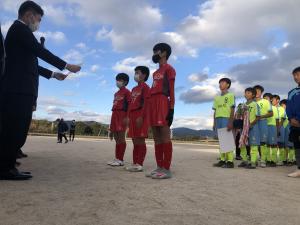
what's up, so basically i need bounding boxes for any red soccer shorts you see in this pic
[128,109,149,138]
[149,94,169,127]
[110,110,127,132]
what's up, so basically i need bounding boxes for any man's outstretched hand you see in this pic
[53,72,68,81]
[66,64,81,73]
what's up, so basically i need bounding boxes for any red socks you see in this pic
[163,142,173,170]
[133,144,147,166]
[155,142,173,169]
[115,143,126,161]
[155,144,164,168]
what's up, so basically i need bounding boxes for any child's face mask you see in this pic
[116,81,124,88]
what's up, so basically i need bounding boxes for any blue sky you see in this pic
[1,0,299,129]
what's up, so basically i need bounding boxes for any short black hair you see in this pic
[292,67,300,74]
[272,94,280,100]
[153,43,172,60]
[135,66,150,81]
[253,85,264,93]
[263,93,273,99]
[245,87,256,97]
[116,73,129,86]
[219,78,231,88]
[18,1,44,18]
[280,99,287,105]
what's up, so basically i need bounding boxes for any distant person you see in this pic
[286,67,300,178]
[69,120,76,141]
[57,118,68,144]
[0,1,81,180]
[212,78,235,168]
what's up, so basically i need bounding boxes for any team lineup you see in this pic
[1,1,300,181]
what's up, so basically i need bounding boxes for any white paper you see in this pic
[217,128,235,153]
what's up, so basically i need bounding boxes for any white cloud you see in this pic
[180,74,244,104]
[112,56,155,75]
[38,97,74,107]
[35,31,66,43]
[90,65,99,73]
[172,116,213,130]
[217,50,262,59]
[63,49,83,64]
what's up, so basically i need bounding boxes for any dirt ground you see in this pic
[0,136,299,225]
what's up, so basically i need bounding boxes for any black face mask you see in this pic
[152,54,161,64]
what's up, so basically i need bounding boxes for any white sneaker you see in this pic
[145,167,162,177]
[277,161,284,166]
[152,169,172,179]
[107,159,118,166]
[124,164,136,171]
[109,159,124,167]
[128,164,143,172]
[260,161,266,168]
[288,169,300,178]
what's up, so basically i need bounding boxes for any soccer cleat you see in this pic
[238,161,248,168]
[213,160,226,167]
[129,165,143,172]
[235,156,242,160]
[222,161,234,168]
[107,159,124,166]
[145,167,162,177]
[260,161,266,168]
[246,163,256,169]
[276,161,284,166]
[287,170,300,178]
[151,169,172,179]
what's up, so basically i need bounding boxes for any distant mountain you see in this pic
[172,127,215,138]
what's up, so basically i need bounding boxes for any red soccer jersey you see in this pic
[150,63,176,108]
[112,87,131,111]
[129,82,150,113]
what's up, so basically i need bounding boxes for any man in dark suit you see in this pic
[0,24,5,77]
[0,1,81,180]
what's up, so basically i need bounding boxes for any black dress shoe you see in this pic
[0,168,32,180]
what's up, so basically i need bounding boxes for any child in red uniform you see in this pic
[146,43,176,179]
[107,73,131,166]
[125,66,151,172]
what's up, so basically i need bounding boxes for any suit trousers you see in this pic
[0,93,34,171]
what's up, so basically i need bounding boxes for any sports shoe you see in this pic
[124,164,136,171]
[235,156,242,160]
[260,161,266,168]
[287,169,300,178]
[128,164,143,172]
[276,161,284,166]
[213,160,226,167]
[246,163,256,169]
[145,167,162,177]
[222,161,234,168]
[108,159,124,166]
[152,169,172,179]
[238,161,248,168]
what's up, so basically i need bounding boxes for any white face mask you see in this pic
[29,21,40,32]
[28,14,40,32]
[116,81,123,88]
[134,74,140,82]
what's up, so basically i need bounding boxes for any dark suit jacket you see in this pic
[0,26,5,77]
[1,20,67,97]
